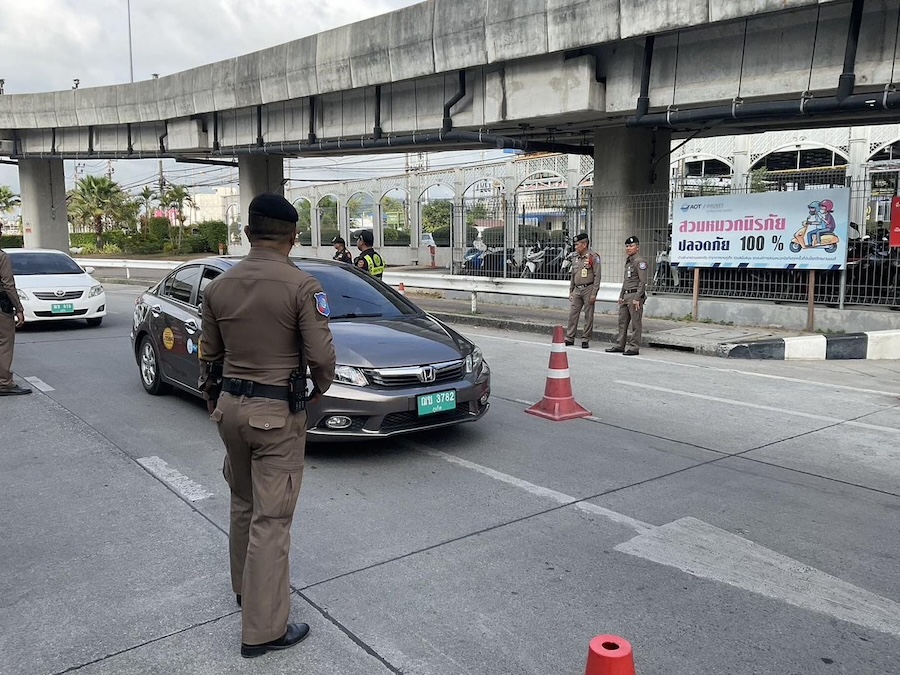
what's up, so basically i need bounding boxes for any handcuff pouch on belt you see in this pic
[204,361,224,404]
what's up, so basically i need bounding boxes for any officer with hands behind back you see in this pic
[606,235,647,356]
[354,229,385,279]
[198,193,336,659]
[565,232,601,349]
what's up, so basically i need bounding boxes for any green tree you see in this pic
[465,201,489,227]
[422,200,453,233]
[67,175,133,247]
[162,184,195,247]
[749,168,770,193]
[318,196,338,230]
[137,186,157,231]
[295,200,312,245]
[0,185,19,214]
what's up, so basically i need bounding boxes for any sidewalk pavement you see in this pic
[407,292,810,358]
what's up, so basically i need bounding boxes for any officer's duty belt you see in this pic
[226,378,290,401]
[574,283,592,288]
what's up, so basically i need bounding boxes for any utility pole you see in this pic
[106,160,114,179]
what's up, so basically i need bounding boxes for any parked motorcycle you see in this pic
[653,234,680,289]
[520,239,547,278]
[461,239,489,275]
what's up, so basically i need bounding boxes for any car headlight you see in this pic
[17,289,28,301]
[334,365,368,387]
[89,284,104,298]
[465,346,484,374]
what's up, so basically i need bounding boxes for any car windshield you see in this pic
[9,252,85,275]
[297,263,418,320]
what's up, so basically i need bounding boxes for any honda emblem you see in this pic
[418,366,436,383]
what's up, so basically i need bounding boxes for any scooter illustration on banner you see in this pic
[789,199,839,253]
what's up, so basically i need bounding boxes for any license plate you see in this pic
[417,390,456,416]
[51,303,75,314]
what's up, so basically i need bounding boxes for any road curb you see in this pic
[725,330,900,360]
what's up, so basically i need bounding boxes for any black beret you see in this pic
[573,232,589,243]
[625,236,640,245]
[357,230,374,246]
[332,236,346,245]
[248,193,298,224]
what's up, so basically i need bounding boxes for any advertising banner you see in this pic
[890,196,900,249]
[671,189,850,269]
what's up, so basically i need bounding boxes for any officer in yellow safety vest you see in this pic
[354,230,385,279]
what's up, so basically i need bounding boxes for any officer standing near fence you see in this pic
[354,230,385,279]
[331,236,353,264]
[565,232,601,349]
[0,248,31,396]
[606,235,647,356]
[198,193,336,658]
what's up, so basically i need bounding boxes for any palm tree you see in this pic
[137,186,157,232]
[0,185,19,214]
[162,184,194,247]
[67,175,132,247]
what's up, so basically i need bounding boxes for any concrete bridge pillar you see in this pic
[846,127,870,228]
[732,135,751,193]
[237,155,284,254]
[19,158,68,252]
[592,127,672,278]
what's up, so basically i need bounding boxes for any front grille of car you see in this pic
[34,290,84,300]
[365,360,465,388]
[381,401,473,431]
[34,309,88,317]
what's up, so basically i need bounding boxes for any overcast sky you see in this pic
[0,0,501,196]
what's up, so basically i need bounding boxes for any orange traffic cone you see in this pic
[584,635,635,675]
[398,282,406,296]
[525,325,591,421]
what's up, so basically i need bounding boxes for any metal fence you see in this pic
[449,170,900,310]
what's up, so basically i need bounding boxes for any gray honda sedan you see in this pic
[130,256,490,441]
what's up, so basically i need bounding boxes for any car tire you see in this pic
[86,317,103,327]
[139,335,170,396]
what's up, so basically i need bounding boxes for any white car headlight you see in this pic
[334,365,368,387]
[465,346,484,374]
[17,289,28,301]
[89,284,104,298]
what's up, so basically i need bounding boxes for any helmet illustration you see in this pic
[807,201,820,210]
[819,199,834,212]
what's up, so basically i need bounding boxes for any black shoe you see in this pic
[241,623,310,659]
[623,350,640,356]
[0,385,31,396]
[564,340,575,346]
[604,347,624,353]
[236,594,241,607]
[581,341,589,349]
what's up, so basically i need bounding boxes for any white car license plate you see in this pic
[51,303,75,314]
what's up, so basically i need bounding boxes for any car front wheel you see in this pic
[139,335,170,395]
[86,317,102,327]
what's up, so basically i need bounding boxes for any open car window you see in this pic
[296,263,417,320]
[197,267,222,307]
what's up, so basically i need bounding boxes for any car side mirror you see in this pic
[84,266,95,275]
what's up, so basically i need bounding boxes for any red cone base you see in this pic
[525,325,591,421]
[584,635,635,675]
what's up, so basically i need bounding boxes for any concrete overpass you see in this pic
[2,0,899,265]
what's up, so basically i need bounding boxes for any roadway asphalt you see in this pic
[2,284,899,674]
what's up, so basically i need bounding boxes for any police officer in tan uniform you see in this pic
[565,232,601,349]
[198,193,336,658]
[0,249,31,396]
[606,235,647,356]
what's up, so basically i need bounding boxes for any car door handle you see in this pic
[184,320,198,333]
[150,304,161,316]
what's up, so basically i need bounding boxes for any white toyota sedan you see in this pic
[7,248,107,326]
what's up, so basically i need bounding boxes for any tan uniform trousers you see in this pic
[214,392,308,646]
[566,285,596,342]
[615,291,643,351]
[0,312,17,388]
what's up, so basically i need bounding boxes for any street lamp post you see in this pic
[127,0,134,83]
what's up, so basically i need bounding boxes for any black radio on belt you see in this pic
[288,369,306,413]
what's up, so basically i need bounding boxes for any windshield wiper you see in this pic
[330,312,383,319]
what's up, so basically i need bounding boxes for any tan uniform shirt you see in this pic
[0,250,24,314]
[621,253,648,298]
[569,250,602,295]
[199,247,335,394]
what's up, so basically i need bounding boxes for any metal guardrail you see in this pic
[79,258,614,312]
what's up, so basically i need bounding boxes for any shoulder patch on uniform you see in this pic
[638,261,647,270]
[315,292,330,317]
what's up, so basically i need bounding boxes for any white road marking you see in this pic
[137,456,213,502]
[423,448,900,639]
[423,449,652,533]
[464,331,900,398]
[617,517,900,639]
[615,380,900,434]
[23,376,54,392]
